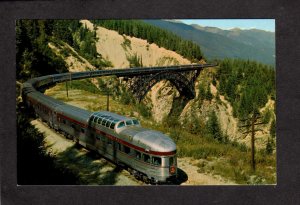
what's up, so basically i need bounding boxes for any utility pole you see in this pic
[250,113,256,172]
[65,81,68,98]
[239,110,266,172]
[106,91,109,111]
[69,73,72,89]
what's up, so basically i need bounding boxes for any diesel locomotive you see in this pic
[22,70,178,184]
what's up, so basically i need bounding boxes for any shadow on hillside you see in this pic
[169,96,190,118]
[55,145,119,185]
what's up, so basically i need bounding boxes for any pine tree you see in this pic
[206,111,223,142]
[206,84,213,101]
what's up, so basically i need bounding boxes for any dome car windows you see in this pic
[101,119,107,126]
[90,116,95,122]
[117,121,125,128]
[132,119,140,125]
[125,120,133,126]
[110,122,116,129]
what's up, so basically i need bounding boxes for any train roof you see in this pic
[55,104,92,125]
[28,91,64,108]
[91,111,133,122]
[119,126,176,153]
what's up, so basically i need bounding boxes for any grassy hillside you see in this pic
[46,81,276,184]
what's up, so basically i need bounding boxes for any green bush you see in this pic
[270,119,276,138]
[136,103,152,118]
[70,79,101,94]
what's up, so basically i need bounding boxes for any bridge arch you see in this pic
[131,71,196,102]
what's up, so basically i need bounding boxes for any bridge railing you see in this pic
[23,63,217,92]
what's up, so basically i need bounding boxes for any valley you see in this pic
[17,19,276,185]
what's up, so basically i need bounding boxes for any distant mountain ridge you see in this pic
[144,20,275,66]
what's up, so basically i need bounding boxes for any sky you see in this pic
[179,19,275,32]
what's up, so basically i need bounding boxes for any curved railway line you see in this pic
[21,64,215,185]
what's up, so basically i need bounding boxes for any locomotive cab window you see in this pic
[80,128,85,133]
[152,157,161,166]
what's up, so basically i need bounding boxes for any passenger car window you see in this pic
[124,146,130,154]
[143,154,150,163]
[135,151,141,160]
[152,157,161,166]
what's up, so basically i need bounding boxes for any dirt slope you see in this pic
[81,20,191,68]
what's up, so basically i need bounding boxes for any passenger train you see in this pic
[22,69,178,184]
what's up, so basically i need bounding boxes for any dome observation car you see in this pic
[89,111,141,131]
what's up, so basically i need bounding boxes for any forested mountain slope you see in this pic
[144,20,275,66]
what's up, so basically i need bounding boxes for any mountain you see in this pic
[143,20,275,66]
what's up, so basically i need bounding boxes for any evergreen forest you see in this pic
[92,20,203,62]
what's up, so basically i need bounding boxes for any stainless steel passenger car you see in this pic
[22,73,178,184]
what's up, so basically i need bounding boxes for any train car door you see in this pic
[85,129,96,151]
[52,111,58,130]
